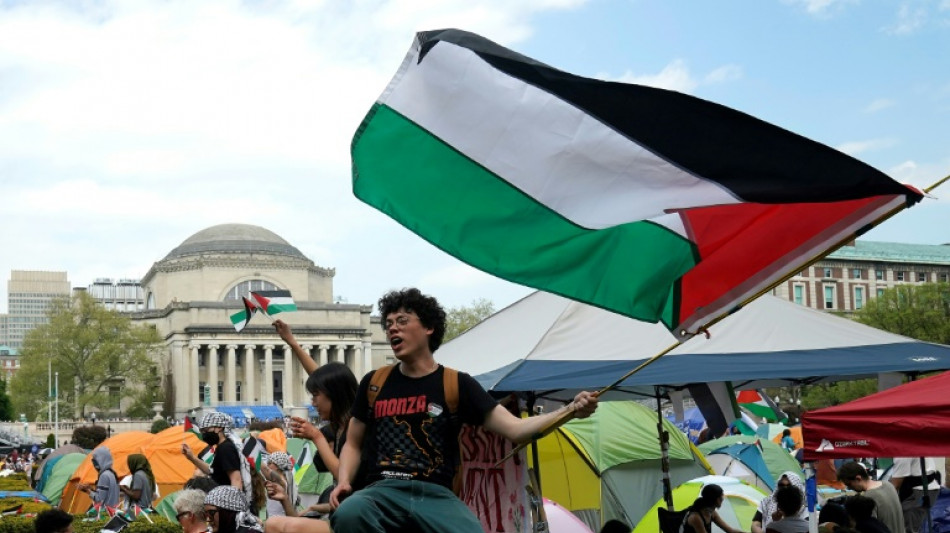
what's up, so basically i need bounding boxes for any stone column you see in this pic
[263,345,275,404]
[335,344,347,365]
[318,345,329,367]
[301,344,313,390]
[282,347,295,407]
[171,341,187,413]
[244,345,257,403]
[362,341,373,375]
[225,345,237,402]
[190,343,201,409]
[207,345,220,406]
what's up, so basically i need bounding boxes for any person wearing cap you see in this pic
[204,485,263,533]
[182,412,244,491]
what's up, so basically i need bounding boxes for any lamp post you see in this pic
[54,372,59,448]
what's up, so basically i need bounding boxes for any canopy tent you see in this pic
[802,370,950,460]
[531,401,712,530]
[437,292,950,401]
[698,436,803,488]
[633,475,768,533]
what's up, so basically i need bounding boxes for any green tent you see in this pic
[698,435,803,485]
[40,452,86,506]
[532,401,713,531]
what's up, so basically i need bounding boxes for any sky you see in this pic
[1,0,949,315]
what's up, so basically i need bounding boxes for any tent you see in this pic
[531,401,712,530]
[286,437,333,495]
[437,292,950,400]
[61,428,207,513]
[698,436,802,488]
[701,443,774,492]
[633,476,768,533]
[38,453,85,506]
[803,370,950,460]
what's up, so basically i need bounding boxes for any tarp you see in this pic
[532,401,712,530]
[803,370,950,460]
[437,292,950,400]
[633,476,768,533]
[698,436,803,487]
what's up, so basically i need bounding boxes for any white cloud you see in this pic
[883,1,933,34]
[864,98,896,113]
[834,138,899,156]
[783,0,859,17]
[606,59,742,94]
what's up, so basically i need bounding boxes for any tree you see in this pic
[72,425,108,449]
[0,378,13,421]
[10,292,164,419]
[444,298,496,342]
[855,283,950,344]
[801,379,878,410]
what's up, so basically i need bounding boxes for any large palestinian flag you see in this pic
[352,29,923,336]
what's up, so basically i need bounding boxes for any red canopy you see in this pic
[802,370,950,460]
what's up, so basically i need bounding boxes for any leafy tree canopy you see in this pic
[11,292,163,419]
[0,378,14,421]
[444,298,496,343]
[855,282,950,344]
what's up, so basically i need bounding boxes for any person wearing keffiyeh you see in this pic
[204,485,263,533]
[263,452,299,518]
[183,412,254,511]
[753,471,808,533]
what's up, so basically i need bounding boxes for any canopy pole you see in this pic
[655,386,674,509]
[527,392,542,495]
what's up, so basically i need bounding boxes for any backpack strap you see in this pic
[443,366,459,414]
[368,364,396,409]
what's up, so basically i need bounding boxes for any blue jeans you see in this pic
[330,479,483,533]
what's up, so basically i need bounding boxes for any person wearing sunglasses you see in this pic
[204,485,263,533]
[173,489,209,533]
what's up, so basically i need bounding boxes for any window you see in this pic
[224,280,280,301]
[793,285,804,305]
[941,273,949,283]
[877,288,886,298]
[896,271,905,282]
[236,381,242,402]
[917,272,927,282]
[199,381,206,403]
[824,285,836,309]
[875,269,884,281]
[823,268,833,278]
[218,381,224,402]
[852,269,863,279]
[854,287,864,310]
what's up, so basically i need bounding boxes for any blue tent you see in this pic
[703,443,775,491]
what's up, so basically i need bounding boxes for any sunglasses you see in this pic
[204,509,218,521]
[175,511,192,522]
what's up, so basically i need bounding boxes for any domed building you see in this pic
[133,223,387,420]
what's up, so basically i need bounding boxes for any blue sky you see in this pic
[1,0,948,314]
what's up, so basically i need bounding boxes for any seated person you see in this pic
[766,486,809,533]
[846,495,892,533]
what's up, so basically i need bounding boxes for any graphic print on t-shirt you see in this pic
[373,392,452,482]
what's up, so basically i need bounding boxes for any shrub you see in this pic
[149,419,170,434]
[45,433,55,448]
[0,514,179,533]
[71,425,108,449]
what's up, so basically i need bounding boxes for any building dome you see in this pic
[163,224,307,261]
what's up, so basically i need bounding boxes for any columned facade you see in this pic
[131,223,390,419]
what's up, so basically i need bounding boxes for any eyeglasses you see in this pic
[384,315,416,329]
[204,509,218,521]
[175,511,192,522]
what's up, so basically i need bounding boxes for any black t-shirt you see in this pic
[210,438,242,488]
[352,364,497,489]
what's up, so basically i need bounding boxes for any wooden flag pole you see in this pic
[494,176,948,467]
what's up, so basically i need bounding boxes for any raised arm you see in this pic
[274,319,318,375]
[329,417,366,509]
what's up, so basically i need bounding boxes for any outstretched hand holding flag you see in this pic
[229,290,296,332]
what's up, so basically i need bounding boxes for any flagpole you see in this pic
[495,178,945,466]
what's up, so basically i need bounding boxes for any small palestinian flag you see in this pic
[737,389,788,423]
[230,296,260,332]
[249,290,297,316]
[86,502,102,518]
[242,436,265,473]
[293,445,311,485]
[183,417,201,438]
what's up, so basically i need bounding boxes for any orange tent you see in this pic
[256,428,287,453]
[771,425,803,449]
[61,431,154,513]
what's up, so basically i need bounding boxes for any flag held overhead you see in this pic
[352,29,923,336]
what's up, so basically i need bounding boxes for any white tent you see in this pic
[436,292,950,400]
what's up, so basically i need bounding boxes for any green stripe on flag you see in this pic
[353,104,697,325]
